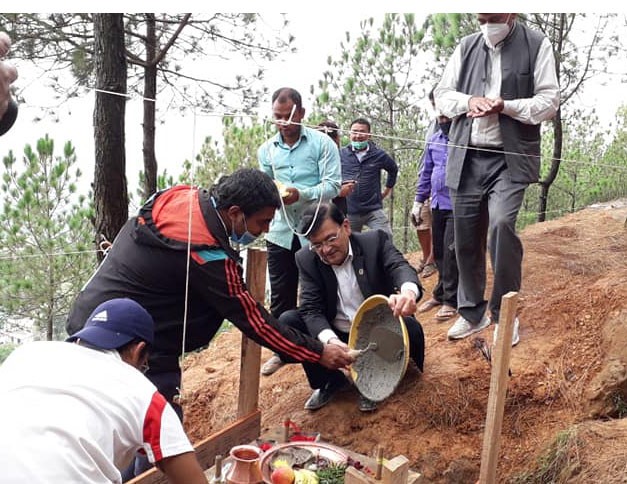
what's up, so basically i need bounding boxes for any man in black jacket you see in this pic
[340,118,398,237]
[265,202,425,412]
[67,169,354,419]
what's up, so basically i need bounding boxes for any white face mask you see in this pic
[480,17,512,48]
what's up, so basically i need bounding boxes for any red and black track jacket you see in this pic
[67,186,323,372]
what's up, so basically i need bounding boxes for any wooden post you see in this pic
[382,455,409,484]
[237,248,267,418]
[282,416,291,443]
[375,446,384,480]
[479,291,518,484]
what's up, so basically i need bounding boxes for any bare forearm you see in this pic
[157,452,209,484]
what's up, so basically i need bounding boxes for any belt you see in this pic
[467,145,504,156]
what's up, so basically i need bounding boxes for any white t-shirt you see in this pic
[0,341,193,483]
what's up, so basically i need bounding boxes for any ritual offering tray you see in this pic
[259,442,348,484]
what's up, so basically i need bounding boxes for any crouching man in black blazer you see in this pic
[263,202,425,412]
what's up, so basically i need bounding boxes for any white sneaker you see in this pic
[447,314,491,340]
[261,354,285,376]
[493,317,520,346]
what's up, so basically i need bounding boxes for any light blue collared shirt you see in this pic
[258,126,341,249]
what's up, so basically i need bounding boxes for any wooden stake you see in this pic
[345,465,371,484]
[479,291,518,484]
[382,455,409,484]
[283,416,291,443]
[237,248,266,418]
[375,446,384,480]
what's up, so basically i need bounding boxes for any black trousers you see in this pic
[279,309,425,390]
[431,208,458,308]
[450,151,526,323]
[266,236,302,318]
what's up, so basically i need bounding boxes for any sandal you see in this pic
[435,305,457,321]
[421,263,438,278]
[417,298,442,313]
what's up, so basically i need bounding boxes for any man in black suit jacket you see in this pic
[263,202,425,412]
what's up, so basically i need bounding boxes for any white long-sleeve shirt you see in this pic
[317,242,419,343]
[435,23,560,148]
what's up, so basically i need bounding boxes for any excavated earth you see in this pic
[181,202,627,483]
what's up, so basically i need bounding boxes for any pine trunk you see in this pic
[93,14,128,262]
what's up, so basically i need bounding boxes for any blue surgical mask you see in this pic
[230,215,258,246]
[351,140,368,151]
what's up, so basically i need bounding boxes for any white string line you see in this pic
[303,119,627,172]
[0,248,104,261]
[88,87,627,172]
[265,104,326,239]
[177,108,199,402]
[0,200,614,262]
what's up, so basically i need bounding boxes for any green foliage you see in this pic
[0,135,96,341]
[192,117,268,188]
[312,14,432,252]
[426,13,477,60]
[0,344,17,364]
[518,106,627,228]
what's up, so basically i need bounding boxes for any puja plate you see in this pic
[259,442,348,483]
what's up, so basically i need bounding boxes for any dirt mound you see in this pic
[181,204,627,483]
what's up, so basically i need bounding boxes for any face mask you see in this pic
[230,215,258,246]
[480,17,511,48]
[438,121,452,136]
[351,140,368,151]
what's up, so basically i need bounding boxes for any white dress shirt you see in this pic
[434,22,559,148]
[317,242,419,343]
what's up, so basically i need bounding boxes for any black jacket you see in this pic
[340,142,398,215]
[295,230,422,338]
[67,186,323,372]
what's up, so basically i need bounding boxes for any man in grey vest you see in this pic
[434,13,559,345]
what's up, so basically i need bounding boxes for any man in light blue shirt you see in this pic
[258,88,341,373]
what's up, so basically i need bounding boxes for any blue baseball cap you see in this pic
[66,298,154,349]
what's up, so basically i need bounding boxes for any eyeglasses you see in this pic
[140,360,150,374]
[309,228,342,252]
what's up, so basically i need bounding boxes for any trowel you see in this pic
[347,326,405,362]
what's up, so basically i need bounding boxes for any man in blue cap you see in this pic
[0,298,208,484]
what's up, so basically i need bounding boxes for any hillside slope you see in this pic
[181,203,627,483]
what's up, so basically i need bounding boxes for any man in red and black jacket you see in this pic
[67,169,353,416]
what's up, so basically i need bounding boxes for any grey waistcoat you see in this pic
[446,23,545,190]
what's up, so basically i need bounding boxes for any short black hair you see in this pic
[299,202,346,238]
[271,87,303,111]
[350,117,371,132]
[317,120,339,142]
[211,168,281,216]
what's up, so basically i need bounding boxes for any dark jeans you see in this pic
[266,236,302,318]
[279,309,425,390]
[121,370,183,481]
[431,208,458,308]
